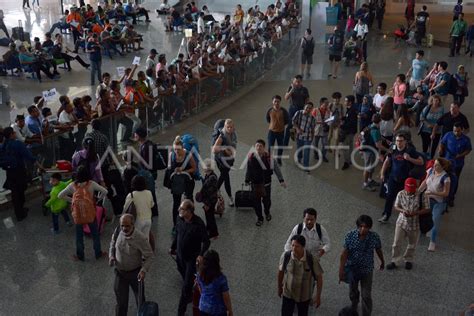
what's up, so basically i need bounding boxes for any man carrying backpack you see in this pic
[328,25,344,79]
[135,127,166,217]
[278,234,323,316]
[360,114,389,192]
[300,29,314,78]
[284,208,331,258]
[0,127,44,221]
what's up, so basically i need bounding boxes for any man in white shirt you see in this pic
[284,208,331,258]
[11,115,41,144]
[57,102,78,159]
[373,82,388,111]
[95,72,111,100]
[145,48,158,74]
[197,12,205,34]
[353,18,369,61]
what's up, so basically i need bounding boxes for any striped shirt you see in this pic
[292,110,316,141]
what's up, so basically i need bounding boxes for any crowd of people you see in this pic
[0,1,473,316]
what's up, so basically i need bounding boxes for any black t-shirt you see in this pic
[389,146,419,181]
[416,11,429,29]
[436,112,470,135]
[287,86,309,110]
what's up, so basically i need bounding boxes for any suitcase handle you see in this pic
[138,279,145,306]
[18,20,22,28]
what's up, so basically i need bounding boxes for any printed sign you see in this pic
[132,56,141,65]
[116,67,125,77]
[42,88,58,102]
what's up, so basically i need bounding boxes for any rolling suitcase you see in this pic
[235,183,254,209]
[138,280,159,316]
[12,20,24,41]
[83,204,107,235]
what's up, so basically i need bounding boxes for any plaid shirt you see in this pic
[292,110,316,141]
[394,191,429,231]
[85,130,110,159]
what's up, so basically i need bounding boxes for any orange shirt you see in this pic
[91,24,104,34]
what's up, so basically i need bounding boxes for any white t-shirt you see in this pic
[197,17,205,34]
[11,123,34,142]
[124,190,154,220]
[426,169,450,203]
[354,23,368,38]
[58,111,76,138]
[373,93,388,111]
[146,56,156,71]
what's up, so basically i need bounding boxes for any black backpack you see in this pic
[282,250,317,280]
[0,141,18,170]
[448,74,458,95]
[302,37,314,56]
[296,222,322,240]
[330,32,344,51]
[360,125,377,150]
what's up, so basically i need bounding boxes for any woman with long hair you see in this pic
[418,158,451,252]
[354,62,374,104]
[197,159,219,239]
[196,250,233,316]
[394,104,414,136]
[380,96,395,143]
[123,175,154,239]
[58,165,108,261]
[212,119,237,206]
[419,95,445,159]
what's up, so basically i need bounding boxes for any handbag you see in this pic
[419,194,434,234]
[123,192,137,219]
[215,192,225,216]
[163,168,172,189]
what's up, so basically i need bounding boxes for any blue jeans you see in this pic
[51,210,70,231]
[296,139,312,168]
[284,106,299,146]
[430,199,446,243]
[75,220,102,260]
[90,60,102,86]
[267,130,284,161]
[314,135,328,159]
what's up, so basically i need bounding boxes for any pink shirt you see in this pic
[393,82,406,105]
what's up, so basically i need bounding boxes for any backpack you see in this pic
[71,182,97,225]
[360,125,377,150]
[330,32,344,52]
[297,222,322,240]
[302,37,314,56]
[143,140,168,171]
[448,74,458,95]
[211,119,226,144]
[282,250,317,281]
[0,142,18,170]
[181,134,201,180]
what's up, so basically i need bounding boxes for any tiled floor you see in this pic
[1,1,474,315]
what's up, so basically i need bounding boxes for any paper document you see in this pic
[324,116,335,123]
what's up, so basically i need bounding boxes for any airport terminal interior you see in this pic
[0,0,473,315]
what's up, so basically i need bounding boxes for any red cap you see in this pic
[404,177,417,193]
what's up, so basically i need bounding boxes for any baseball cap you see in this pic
[404,178,417,193]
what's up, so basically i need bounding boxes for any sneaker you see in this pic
[405,262,413,270]
[368,179,381,187]
[228,197,235,207]
[378,215,388,223]
[428,242,436,252]
[386,262,397,270]
[256,220,263,227]
[341,162,350,170]
[323,157,329,163]
[363,184,376,192]
[266,214,272,221]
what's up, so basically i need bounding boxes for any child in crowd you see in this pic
[45,173,73,234]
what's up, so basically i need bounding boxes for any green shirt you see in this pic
[450,20,468,36]
[45,180,72,214]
